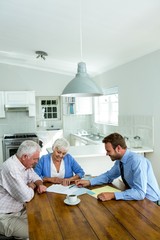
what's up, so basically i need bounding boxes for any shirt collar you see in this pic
[121,149,130,164]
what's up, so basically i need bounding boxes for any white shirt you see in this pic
[0,155,42,213]
[50,156,65,178]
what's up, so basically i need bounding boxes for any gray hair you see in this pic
[52,138,70,152]
[16,140,41,158]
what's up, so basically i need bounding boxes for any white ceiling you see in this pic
[0,0,160,76]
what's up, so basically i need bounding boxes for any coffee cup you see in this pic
[66,194,77,203]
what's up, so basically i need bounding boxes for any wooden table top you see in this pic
[26,184,160,240]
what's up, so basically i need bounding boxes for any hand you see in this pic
[43,177,63,184]
[97,192,115,201]
[36,184,47,194]
[75,179,90,187]
[61,178,71,186]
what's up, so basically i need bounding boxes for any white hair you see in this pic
[52,138,70,152]
[16,140,41,158]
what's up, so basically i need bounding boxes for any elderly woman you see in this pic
[34,138,85,186]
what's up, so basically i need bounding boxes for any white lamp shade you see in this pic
[61,62,103,97]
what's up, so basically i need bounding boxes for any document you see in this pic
[89,185,121,198]
[47,184,94,196]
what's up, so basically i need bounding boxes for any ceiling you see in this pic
[0,0,160,77]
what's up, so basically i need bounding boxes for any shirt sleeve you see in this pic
[90,161,120,185]
[64,154,85,178]
[2,167,35,203]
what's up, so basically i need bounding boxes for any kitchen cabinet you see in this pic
[5,91,36,117]
[62,97,92,115]
[0,92,5,118]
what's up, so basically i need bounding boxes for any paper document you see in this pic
[47,184,94,196]
[89,185,121,198]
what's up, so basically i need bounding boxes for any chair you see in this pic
[0,235,15,240]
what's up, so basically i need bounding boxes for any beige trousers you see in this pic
[0,208,28,239]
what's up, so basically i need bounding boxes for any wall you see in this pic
[94,50,160,184]
[0,63,72,96]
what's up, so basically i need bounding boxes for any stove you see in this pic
[2,133,39,161]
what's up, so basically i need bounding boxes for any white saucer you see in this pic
[64,198,81,206]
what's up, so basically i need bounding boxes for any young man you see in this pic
[0,140,47,239]
[76,133,160,203]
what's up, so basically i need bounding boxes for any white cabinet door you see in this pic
[5,91,29,105]
[63,97,92,115]
[5,91,36,117]
[28,91,36,117]
[0,92,5,118]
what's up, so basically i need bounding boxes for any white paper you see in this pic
[47,184,94,196]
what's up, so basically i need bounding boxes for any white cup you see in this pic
[66,194,77,203]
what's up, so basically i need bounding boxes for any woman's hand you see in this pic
[43,177,63,184]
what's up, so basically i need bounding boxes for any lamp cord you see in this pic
[79,0,83,61]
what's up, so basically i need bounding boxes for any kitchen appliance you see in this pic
[2,133,39,161]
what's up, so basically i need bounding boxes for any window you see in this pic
[94,87,118,125]
[37,97,60,120]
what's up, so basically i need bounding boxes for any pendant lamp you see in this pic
[62,62,102,96]
[61,0,103,97]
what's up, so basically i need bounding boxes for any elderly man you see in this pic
[76,133,160,204]
[0,140,47,240]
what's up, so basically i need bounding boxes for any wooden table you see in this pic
[26,184,160,240]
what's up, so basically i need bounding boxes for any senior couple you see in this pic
[0,133,160,239]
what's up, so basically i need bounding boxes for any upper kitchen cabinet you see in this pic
[36,96,61,121]
[0,92,5,118]
[62,97,93,115]
[4,91,36,117]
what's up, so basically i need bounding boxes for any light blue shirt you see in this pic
[34,153,85,179]
[90,149,160,201]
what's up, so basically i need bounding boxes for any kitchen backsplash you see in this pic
[0,112,36,137]
[63,114,154,148]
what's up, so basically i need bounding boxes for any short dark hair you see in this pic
[102,133,127,149]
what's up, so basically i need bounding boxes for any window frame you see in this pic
[94,87,118,126]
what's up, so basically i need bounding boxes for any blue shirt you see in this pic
[34,153,85,179]
[90,149,160,201]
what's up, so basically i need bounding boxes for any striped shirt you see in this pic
[0,155,42,213]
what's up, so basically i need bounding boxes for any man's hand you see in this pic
[36,184,47,194]
[97,192,115,201]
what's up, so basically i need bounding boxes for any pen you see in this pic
[69,184,76,189]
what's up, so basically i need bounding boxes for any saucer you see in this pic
[64,198,81,206]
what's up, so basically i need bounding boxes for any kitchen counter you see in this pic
[46,145,153,176]
[47,144,153,157]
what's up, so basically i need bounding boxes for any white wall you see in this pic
[0,63,72,96]
[94,50,160,184]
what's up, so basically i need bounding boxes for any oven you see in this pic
[2,133,39,161]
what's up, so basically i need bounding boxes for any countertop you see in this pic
[47,144,153,158]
